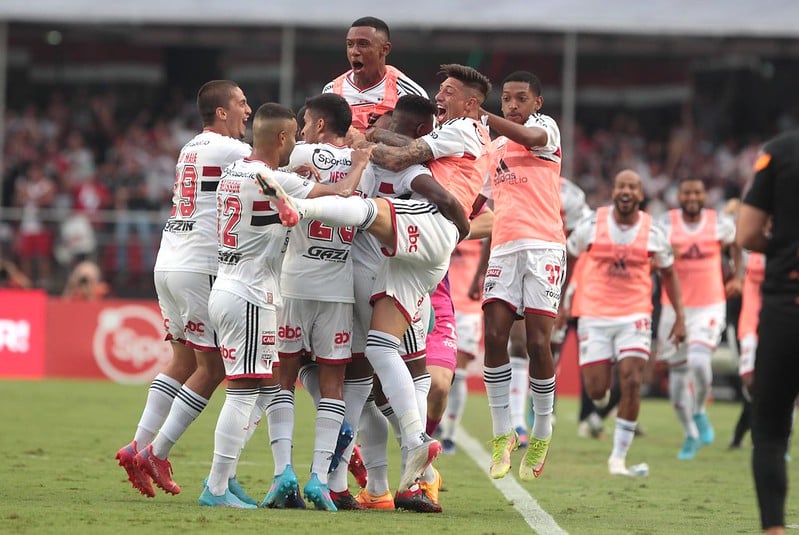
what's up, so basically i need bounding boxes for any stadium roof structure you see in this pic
[2,0,798,38]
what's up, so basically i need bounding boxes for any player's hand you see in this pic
[724,277,743,298]
[468,274,483,301]
[345,126,369,149]
[292,163,322,182]
[554,304,569,332]
[350,146,373,169]
[669,316,687,346]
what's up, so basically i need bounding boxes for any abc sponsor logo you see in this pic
[221,345,237,361]
[0,319,30,353]
[334,331,351,345]
[93,305,172,384]
[278,325,302,340]
[407,225,420,253]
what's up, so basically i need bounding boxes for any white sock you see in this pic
[312,398,346,484]
[379,402,402,445]
[509,356,529,430]
[484,363,513,437]
[360,397,390,496]
[208,388,258,496]
[530,375,555,440]
[669,365,698,439]
[379,402,408,473]
[414,373,431,430]
[688,344,714,413]
[133,373,181,447]
[610,418,637,461]
[440,368,468,441]
[366,330,425,450]
[246,385,279,445]
[328,377,374,492]
[151,386,209,459]
[266,389,295,475]
[294,196,377,229]
[298,363,321,409]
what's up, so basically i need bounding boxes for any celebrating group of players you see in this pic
[114,15,753,514]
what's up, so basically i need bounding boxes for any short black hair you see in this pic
[254,102,295,123]
[295,105,307,136]
[678,176,706,188]
[439,64,492,103]
[304,93,352,137]
[197,80,239,126]
[502,71,542,97]
[394,95,436,118]
[350,16,390,40]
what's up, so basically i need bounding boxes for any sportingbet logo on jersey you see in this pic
[407,225,420,253]
[312,148,351,170]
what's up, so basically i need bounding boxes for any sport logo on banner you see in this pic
[92,305,172,384]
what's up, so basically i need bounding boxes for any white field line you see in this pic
[456,426,568,535]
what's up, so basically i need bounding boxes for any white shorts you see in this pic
[277,299,353,364]
[482,248,566,318]
[353,262,428,361]
[577,315,652,367]
[656,303,726,364]
[455,311,482,358]
[207,289,277,379]
[154,270,217,352]
[373,200,457,324]
[739,333,757,378]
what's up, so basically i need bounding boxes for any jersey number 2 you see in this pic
[220,197,242,247]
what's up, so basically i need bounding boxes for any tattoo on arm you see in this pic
[371,140,435,171]
[369,129,413,147]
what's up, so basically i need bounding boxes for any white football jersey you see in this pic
[280,143,357,302]
[560,177,591,232]
[154,130,251,274]
[567,207,674,269]
[212,158,315,309]
[351,161,430,271]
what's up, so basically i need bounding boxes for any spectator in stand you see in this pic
[62,258,109,301]
[0,258,33,289]
[13,163,57,288]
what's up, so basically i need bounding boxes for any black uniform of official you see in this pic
[744,130,799,531]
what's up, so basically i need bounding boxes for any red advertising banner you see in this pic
[0,289,47,379]
[45,299,172,383]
